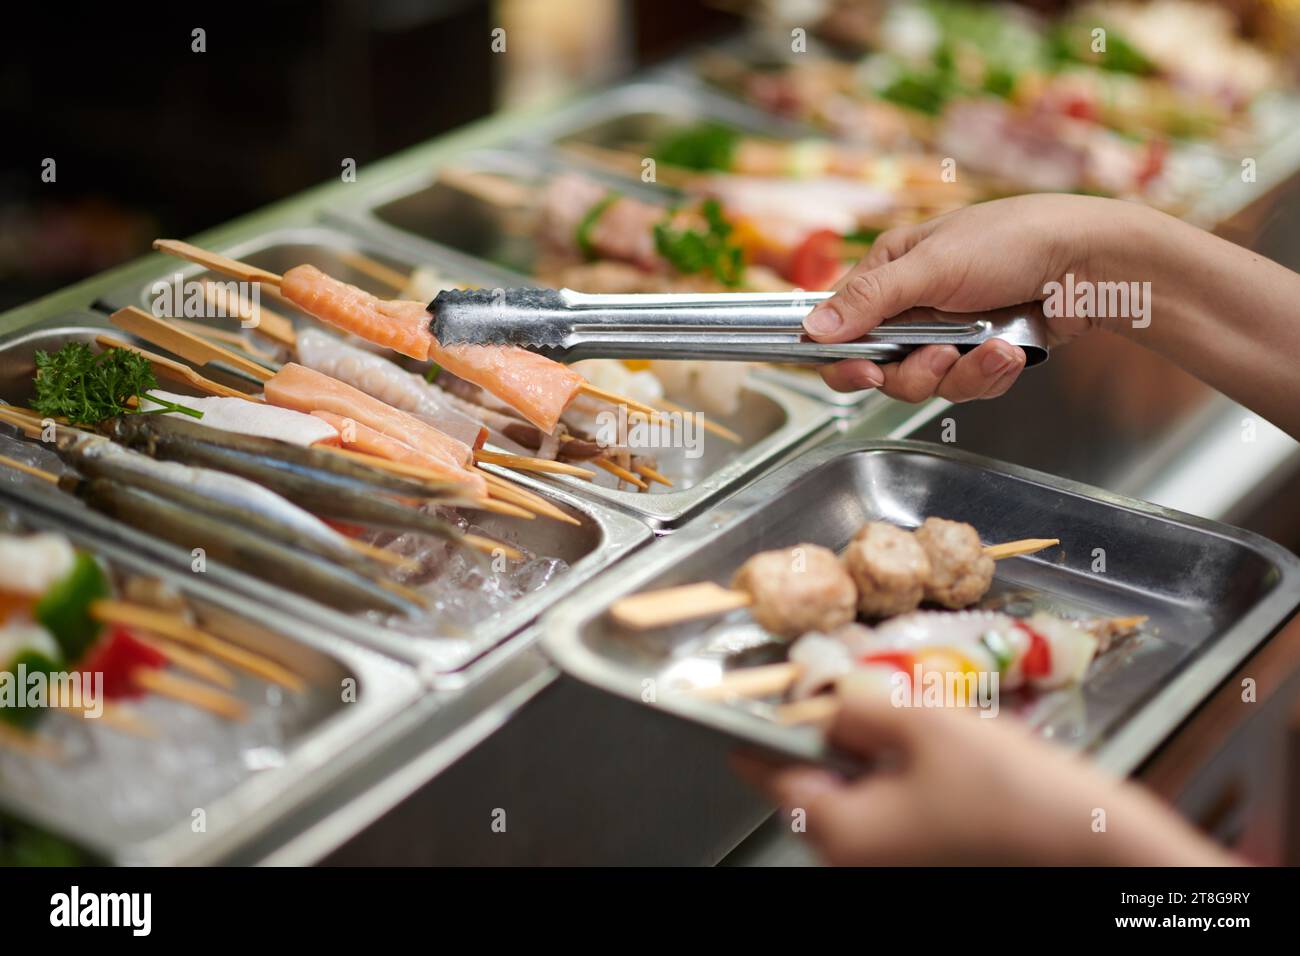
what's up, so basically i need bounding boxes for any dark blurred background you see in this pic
[0,0,741,311]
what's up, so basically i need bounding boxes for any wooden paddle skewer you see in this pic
[110,307,274,382]
[655,397,743,445]
[95,334,260,401]
[91,600,305,693]
[129,632,236,689]
[610,537,1064,630]
[336,249,412,292]
[130,667,248,722]
[592,457,649,490]
[473,448,595,480]
[200,280,299,349]
[169,317,280,361]
[479,471,582,527]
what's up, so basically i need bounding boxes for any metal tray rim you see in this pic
[540,437,1300,775]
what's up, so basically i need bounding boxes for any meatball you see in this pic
[914,517,994,609]
[842,522,931,618]
[731,544,857,639]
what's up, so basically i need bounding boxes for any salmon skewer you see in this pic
[279,264,584,434]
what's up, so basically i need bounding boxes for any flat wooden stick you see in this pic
[336,249,411,291]
[56,700,157,737]
[655,397,742,444]
[168,318,280,360]
[95,334,261,401]
[438,166,535,209]
[593,457,648,490]
[131,666,248,721]
[91,600,305,692]
[201,281,298,348]
[480,471,581,526]
[774,695,841,726]
[464,533,524,561]
[687,662,801,701]
[343,537,424,571]
[317,446,484,502]
[131,632,236,690]
[154,239,284,289]
[610,581,752,629]
[0,723,64,760]
[982,538,1060,560]
[474,448,595,480]
[110,307,274,382]
[0,452,57,483]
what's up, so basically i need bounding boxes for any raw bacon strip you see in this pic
[263,363,473,470]
[310,411,488,499]
[279,265,584,434]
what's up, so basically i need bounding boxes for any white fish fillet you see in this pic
[295,328,486,449]
[139,391,339,447]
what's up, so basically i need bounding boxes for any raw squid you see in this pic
[138,391,340,447]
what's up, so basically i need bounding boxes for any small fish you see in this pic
[66,477,422,616]
[100,415,480,553]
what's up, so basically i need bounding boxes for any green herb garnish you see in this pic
[653,199,745,287]
[575,192,621,262]
[31,342,203,426]
[653,122,741,172]
[424,362,442,383]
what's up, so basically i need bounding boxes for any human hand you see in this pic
[805,194,1143,401]
[734,676,1236,866]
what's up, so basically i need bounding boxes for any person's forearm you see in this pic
[1094,207,1300,438]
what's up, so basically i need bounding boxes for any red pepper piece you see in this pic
[78,626,168,699]
[787,229,845,290]
[1014,621,1052,679]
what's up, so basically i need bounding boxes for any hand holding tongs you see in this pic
[430,288,1052,366]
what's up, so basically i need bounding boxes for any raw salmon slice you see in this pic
[280,264,585,433]
[264,363,473,469]
[311,411,488,499]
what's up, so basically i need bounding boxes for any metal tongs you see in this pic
[430,288,1052,366]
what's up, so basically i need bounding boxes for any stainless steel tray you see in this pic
[0,480,422,865]
[542,438,1300,776]
[0,313,653,680]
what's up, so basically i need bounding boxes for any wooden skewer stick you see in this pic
[153,239,284,289]
[0,722,64,760]
[686,662,801,701]
[655,397,742,444]
[131,632,236,690]
[201,281,298,349]
[634,462,674,487]
[774,695,841,726]
[0,452,57,483]
[480,471,582,527]
[336,249,412,292]
[342,537,424,571]
[168,317,280,361]
[610,538,1063,630]
[95,334,260,401]
[438,166,535,209]
[464,534,524,561]
[131,666,248,722]
[577,382,669,424]
[56,700,157,737]
[592,457,649,490]
[317,446,489,503]
[110,307,274,382]
[474,449,595,480]
[91,600,305,693]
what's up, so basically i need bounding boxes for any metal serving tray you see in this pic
[0,480,422,865]
[99,221,846,526]
[513,80,869,410]
[0,313,652,680]
[542,438,1300,776]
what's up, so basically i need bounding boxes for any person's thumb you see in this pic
[828,670,929,759]
[803,251,932,343]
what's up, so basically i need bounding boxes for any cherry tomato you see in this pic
[787,229,845,290]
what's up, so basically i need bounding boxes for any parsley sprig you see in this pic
[653,199,745,287]
[31,342,203,426]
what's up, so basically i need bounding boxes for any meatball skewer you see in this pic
[609,526,1058,632]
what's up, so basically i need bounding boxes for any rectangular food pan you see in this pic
[0,313,652,680]
[0,481,422,865]
[541,438,1300,776]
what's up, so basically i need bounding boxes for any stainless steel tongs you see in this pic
[429,288,1052,366]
